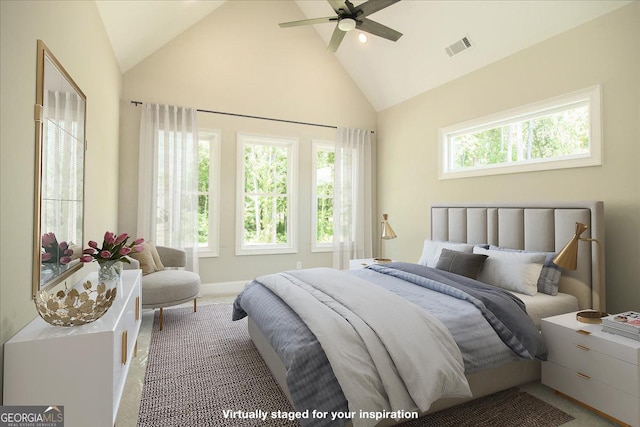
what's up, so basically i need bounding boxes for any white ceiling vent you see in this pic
[445,36,473,57]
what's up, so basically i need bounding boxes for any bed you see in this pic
[232,201,605,427]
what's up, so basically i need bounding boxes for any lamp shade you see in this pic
[553,222,588,270]
[552,221,606,323]
[381,214,397,240]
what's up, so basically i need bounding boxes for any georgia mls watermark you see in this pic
[0,405,64,427]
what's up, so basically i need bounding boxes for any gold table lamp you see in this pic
[553,222,607,323]
[374,214,397,263]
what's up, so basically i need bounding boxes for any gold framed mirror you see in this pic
[32,40,86,298]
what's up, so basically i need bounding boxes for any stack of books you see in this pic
[602,311,640,341]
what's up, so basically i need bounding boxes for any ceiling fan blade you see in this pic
[327,25,347,52]
[279,17,336,28]
[355,0,402,17]
[327,0,349,14]
[344,0,357,14]
[356,18,402,42]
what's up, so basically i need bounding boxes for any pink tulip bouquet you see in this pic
[80,232,144,265]
[41,232,73,265]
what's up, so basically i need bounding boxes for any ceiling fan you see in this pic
[279,0,403,52]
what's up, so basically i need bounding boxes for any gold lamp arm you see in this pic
[377,219,383,260]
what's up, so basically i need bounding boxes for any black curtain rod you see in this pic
[130,100,374,133]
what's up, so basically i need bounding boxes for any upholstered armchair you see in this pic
[126,245,200,330]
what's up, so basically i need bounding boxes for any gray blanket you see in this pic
[367,262,547,360]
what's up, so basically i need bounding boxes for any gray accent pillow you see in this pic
[435,249,489,280]
[489,245,561,296]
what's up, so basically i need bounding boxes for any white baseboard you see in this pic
[200,280,248,297]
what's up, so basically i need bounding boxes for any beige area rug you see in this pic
[137,303,574,427]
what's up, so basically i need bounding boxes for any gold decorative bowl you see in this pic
[35,281,117,327]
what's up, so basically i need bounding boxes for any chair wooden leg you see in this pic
[158,301,196,331]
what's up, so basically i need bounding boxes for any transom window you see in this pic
[439,86,601,179]
[236,132,298,255]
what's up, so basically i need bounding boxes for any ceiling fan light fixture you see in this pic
[338,17,356,32]
[278,0,403,52]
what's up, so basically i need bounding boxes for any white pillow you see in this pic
[473,247,545,296]
[418,240,474,268]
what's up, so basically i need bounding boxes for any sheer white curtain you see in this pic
[42,89,84,246]
[137,103,200,272]
[332,127,373,269]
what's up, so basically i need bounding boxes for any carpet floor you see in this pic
[137,303,574,427]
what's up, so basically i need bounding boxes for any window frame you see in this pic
[236,132,298,256]
[438,86,602,180]
[311,140,335,253]
[196,129,221,257]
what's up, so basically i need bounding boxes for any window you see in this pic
[312,140,335,252]
[153,128,220,257]
[439,86,601,179]
[236,133,298,255]
[197,129,221,256]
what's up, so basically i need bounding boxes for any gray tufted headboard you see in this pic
[430,201,605,311]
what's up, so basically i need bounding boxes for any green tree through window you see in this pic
[237,133,297,254]
[197,139,210,245]
[450,106,589,170]
[313,141,335,250]
[195,129,220,255]
[243,143,289,244]
[440,86,601,179]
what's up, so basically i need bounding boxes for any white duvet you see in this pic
[256,267,471,427]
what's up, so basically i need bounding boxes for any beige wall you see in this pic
[4,0,634,404]
[377,3,640,313]
[0,1,122,401]
[118,0,377,284]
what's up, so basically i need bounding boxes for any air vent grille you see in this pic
[446,36,473,57]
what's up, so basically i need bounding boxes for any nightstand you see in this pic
[348,258,394,270]
[541,311,640,427]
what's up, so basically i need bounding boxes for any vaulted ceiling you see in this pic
[96,0,631,111]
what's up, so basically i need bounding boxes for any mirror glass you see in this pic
[33,40,86,297]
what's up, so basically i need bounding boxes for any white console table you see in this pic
[3,270,142,427]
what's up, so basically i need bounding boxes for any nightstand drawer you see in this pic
[542,317,639,365]
[543,361,639,426]
[544,327,639,395]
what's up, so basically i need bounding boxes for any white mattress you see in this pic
[511,291,579,329]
